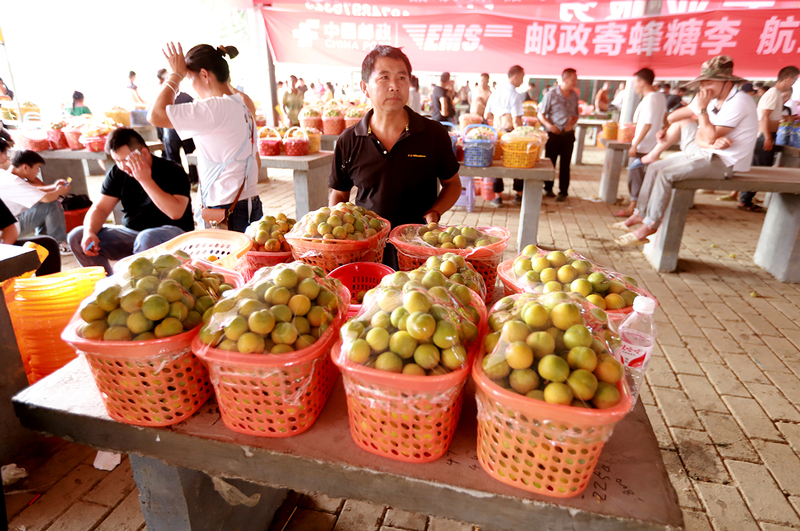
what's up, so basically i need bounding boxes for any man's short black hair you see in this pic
[129,71,136,79]
[105,127,146,155]
[634,68,655,85]
[440,72,451,84]
[778,66,800,81]
[0,137,9,154]
[361,45,413,83]
[508,65,524,78]
[157,68,167,82]
[11,150,45,168]
[562,68,577,78]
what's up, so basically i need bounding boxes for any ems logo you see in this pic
[403,24,513,52]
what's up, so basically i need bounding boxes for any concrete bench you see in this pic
[597,139,681,204]
[13,358,683,531]
[572,119,606,166]
[642,166,800,281]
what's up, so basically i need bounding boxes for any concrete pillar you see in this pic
[755,192,800,282]
[643,188,694,273]
[518,180,543,249]
[293,165,330,219]
[130,454,288,531]
[599,146,624,204]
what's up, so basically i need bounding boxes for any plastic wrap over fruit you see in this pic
[195,261,345,357]
[245,212,295,253]
[390,223,509,259]
[71,254,237,344]
[287,202,386,243]
[414,253,487,301]
[503,246,655,320]
[335,270,483,379]
[480,291,628,414]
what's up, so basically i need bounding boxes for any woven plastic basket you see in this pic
[64,130,84,150]
[113,230,252,274]
[473,354,631,497]
[322,116,345,136]
[192,283,349,437]
[82,135,108,153]
[462,124,497,168]
[327,262,395,317]
[502,138,541,169]
[345,116,361,129]
[388,224,509,301]
[284,127,309,156]
[496,259,522,297]
[331,290,487,463]
[237,250,294,282]
[258,127,282,157]
[286,214,391,274]
[299,116,323,131]
[47,129,69,150]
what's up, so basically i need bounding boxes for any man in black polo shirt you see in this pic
[68,128,194,275]
[329,45,461,268]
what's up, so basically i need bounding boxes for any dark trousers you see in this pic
[741,133,776,206]
[491,178,524,194]
[15,236,60,276]
[214,196,264,233]
[544,131,575,195]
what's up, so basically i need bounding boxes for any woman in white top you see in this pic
[149,42,262,232]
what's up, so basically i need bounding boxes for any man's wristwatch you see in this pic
[699,108,708,115]
[424,209,441,223]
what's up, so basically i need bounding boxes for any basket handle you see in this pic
[284,126,309,141]
[258,126,281,140]
[463,123,497,141]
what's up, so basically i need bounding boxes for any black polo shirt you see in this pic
[329,106,459,228]
[101,155,194,232]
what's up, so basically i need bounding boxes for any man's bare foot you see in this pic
[640,151,660,165]
[624,214,644,227]
[632,224,657,240]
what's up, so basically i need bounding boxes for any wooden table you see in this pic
[188,151,334,220]
[35,141,164,197]
[459,160,554,250]
[573,119,606,166]
[13,358,683,531]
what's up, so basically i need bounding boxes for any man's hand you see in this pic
[81,232,100,257]
[423,212,439,225]
[163,42,188,79]
[628,145,638,158]
[694,88,714,112]
[763,135,774,152]
[549,124,562,134]
[127,150,152,184]
[712,136,732,150]
[56,182,70,196]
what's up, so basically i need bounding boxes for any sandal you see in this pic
[716,195,737,201]
[738,203,764,212]
[611,221,634,232]
[613,209,634,217]
[627,158,645,170]
[615,232,651,247]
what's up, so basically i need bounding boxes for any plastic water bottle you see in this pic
[617,297,657,407]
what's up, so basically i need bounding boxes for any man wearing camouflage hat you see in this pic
[613,55,758,246]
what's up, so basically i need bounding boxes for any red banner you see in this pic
[262,7,800,77]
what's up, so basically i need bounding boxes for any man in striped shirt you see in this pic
[538,68,580,202]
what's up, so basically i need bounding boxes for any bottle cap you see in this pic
[633,296,656,314]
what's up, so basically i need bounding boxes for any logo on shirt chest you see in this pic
[408,154,427,158]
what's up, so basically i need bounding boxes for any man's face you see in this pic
[561,72,578,91]
[481,74,489,87]
[511,71,525,88]
[632,76,646,95]
[110,145,151,175]
[18,163,41,181]
[0,150,8,167]
[699,80,725,98]
[778,74,799,91]
[362,57,410,112]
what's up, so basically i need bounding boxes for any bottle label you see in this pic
[620,343,652,369]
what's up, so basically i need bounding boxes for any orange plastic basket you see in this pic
[114,229,252,274]
[327,262,395,317]
[299,116,323,131]
[496,259,522,297]
[63,322,214,426]
[331,293,487,463]
[502,139,541,169]
[322,116,345,135]
[64,130,84,150]
[82,135,108,153]
[236,250,294,282]
[286,214,391,274]
[192,284,350,437]
[389,224,510,302]
[472,355,631,498]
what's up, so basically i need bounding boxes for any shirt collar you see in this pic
[355,106,420,136]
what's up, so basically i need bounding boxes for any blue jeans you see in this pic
[17,201,67,242]
[68,225,185,276]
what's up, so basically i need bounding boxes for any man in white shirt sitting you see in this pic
[614,56,758,246]
[484,65,526,207]
[0,150,71,254]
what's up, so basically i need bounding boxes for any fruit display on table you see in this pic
[396,223,502,250]
[197,261,342,355]
[246,213,295,253]
[480,291,625,409]
[75,253,233,342]
[415,253,486,300]
[499,245,654,315]
[336,269,484,376]
[289,202,386,243]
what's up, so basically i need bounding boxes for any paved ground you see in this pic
[5,147,800,531]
